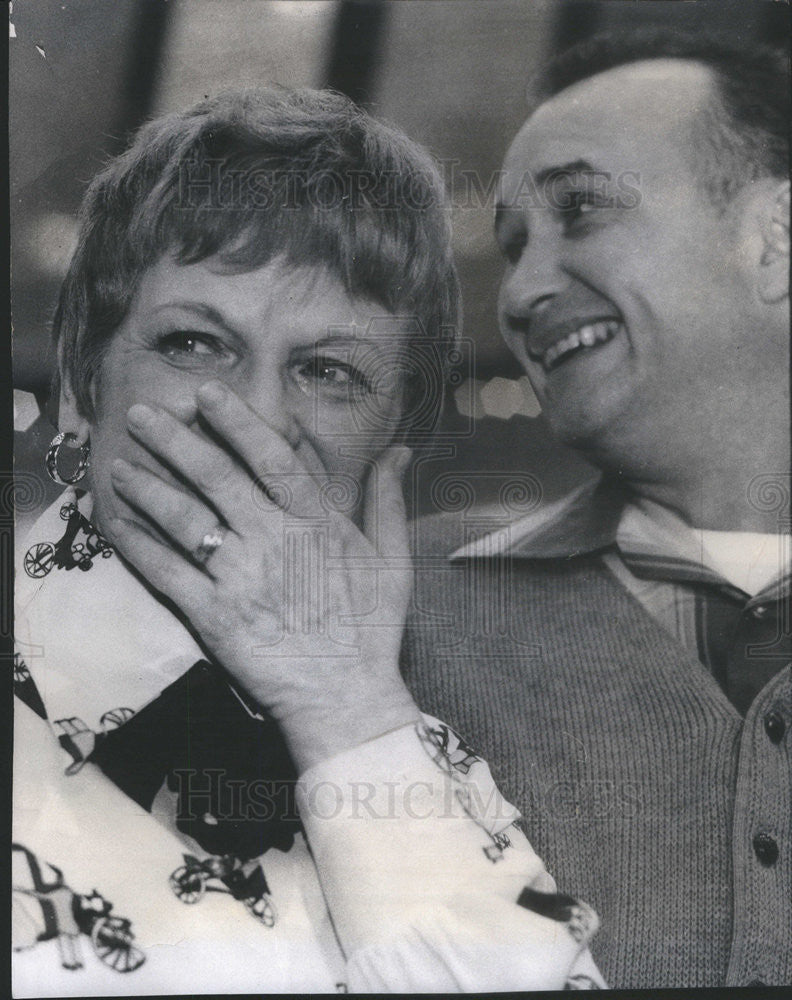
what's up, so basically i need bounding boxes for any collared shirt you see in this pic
[452,477,792,716]
[12,488,604,995]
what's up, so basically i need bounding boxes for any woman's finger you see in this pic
[363,446,412,563]
[126,403,275,531]
[105,515,213,611]
[196,380,326,517]
[110,458,240,567]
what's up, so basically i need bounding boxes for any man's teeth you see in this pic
[542,321,620,370]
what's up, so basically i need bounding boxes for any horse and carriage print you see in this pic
[12,843,145,974]
[24,501,113,579]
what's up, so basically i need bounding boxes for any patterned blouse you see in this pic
[13,489,605,993]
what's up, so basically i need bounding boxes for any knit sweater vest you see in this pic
[401,514,791,988]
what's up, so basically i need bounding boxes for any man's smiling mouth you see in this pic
[529,320,624,373]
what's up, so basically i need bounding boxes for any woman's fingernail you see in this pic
[198,381,227,405]
[127,403,156,428]
[111,458,133,480]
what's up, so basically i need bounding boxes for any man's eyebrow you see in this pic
[495,158,606,227]
[534,158,604,188]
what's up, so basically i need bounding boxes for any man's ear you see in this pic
[756,180,790,305]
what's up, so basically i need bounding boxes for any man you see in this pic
[403,29,790,989]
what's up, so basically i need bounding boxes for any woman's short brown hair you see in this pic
[54,87,460,431]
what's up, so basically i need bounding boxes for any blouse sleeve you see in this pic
[295,717,606,992]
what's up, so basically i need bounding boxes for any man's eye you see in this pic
[496,221,528,265]
[294,357,374,397]
[559,190,602,229]
[157,331,224,359]
[500,236,526,265]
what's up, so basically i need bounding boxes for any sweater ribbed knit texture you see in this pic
[401,514,790,988]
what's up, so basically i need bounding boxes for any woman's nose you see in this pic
[233,368,302,450]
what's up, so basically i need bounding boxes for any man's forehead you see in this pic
[503,58,715,176]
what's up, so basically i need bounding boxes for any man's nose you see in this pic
[499,241,568,331]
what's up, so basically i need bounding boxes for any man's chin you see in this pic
[543,404,622,456]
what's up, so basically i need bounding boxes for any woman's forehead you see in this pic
[126,254,408,341]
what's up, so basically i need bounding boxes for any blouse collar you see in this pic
[16,488,204,734]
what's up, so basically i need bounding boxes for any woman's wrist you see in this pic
[276,676,423,775]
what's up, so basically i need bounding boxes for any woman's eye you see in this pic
[294,357,374,398]
[157,331,226,360]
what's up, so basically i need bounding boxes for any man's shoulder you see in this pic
[409,507,481,560]
[409,501,540,561]
[409,475,624,563]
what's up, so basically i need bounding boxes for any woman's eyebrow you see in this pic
[312,330,396,349]
[149,306,391,349]
[149,301,235,333]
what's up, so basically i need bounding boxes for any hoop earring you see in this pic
[46,432,90,485]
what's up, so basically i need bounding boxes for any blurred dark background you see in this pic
[11,0,788,531]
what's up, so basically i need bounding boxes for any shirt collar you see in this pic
[15,488,204,732]
[613,496,744,597]
[615,497,791,601]
[448,475,791,602]
[449,475,627,561]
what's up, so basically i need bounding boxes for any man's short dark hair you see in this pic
[533,28,790,207]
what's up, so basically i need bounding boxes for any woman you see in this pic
[14,88,605,993]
